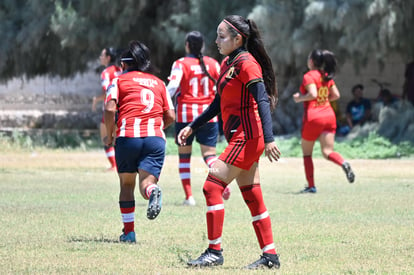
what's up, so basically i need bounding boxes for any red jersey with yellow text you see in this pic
[217,51,263,141]
[300,70,336,121]
[105,71,174,139]
[101,65,122,92]
[168,56,220,123]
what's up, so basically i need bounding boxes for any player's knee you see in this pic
[203,176,225,204]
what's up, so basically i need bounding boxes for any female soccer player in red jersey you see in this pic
[92,47,122,171]
[178,15,281,269]
[104,41,175,243]
[167,31,230,206]
[293,49,355,193]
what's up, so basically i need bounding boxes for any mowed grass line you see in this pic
[0,150,413,274]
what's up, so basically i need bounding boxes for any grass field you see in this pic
[0,149,413,274]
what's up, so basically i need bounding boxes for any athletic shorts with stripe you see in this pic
[218,136,264,170]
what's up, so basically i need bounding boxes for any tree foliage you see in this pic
[1,0,413,83]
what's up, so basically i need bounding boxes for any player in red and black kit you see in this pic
[104,41,175,243]
[167,31,230,206]
[293,49,355,193]
[92,47,122,171]
[178,15,281,269]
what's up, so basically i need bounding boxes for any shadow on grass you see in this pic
[68,236,120,244]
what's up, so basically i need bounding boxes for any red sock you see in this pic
[203,154,218,168]
[104,146,116,168]
[240,184,277,255]
[119,201,135,234]
[328,152,344,166]
[203,174,226,251]
[179,154,192,199]
[145,184,157,199]
[304,156,315,188]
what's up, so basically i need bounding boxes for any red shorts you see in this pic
[301,117,336,141]
[218,137,264,170]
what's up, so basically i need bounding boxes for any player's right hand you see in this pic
[177,126,192,146]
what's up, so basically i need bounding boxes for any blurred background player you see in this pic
[293,49,355,193]
[92,47,122,171]
[104,40,175,242]
[167,31,230,206]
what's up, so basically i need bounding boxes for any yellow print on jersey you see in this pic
[225,66,235,79]
[316,86,329,106]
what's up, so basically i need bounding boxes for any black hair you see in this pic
[223,15,278,111]
[104,47,117,64]
[309,49,337,82]
[186,31,216,83]
[120,40,152,72]
[352,84,364,93]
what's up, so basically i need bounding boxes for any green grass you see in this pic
[0,151,413,274]
[2,130,414,159]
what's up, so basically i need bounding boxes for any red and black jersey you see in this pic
[217,51,263,141]
[105,70,174,139]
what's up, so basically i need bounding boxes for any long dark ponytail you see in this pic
[223,15,278,111]
[186,31,216,83]
[309,49,337,81]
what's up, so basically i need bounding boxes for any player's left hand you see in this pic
[103,135,114,147]
[265,141,281,162]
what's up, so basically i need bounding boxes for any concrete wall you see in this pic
[335,54,406,112]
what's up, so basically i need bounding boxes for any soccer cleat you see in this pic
[119,231,136,243]
[187,248,224,267]
[245,253,280,269]
[147,185,162,220]
[342,162,355,183]
[222,186,231,200]
[183,196,196,206]
[300,186,317,193]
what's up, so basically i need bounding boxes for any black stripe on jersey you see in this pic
[224,114,241,141]
[225,139,246,165]
[241,84,253,140]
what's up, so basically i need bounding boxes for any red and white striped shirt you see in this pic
[167,56,220,123]
[105,70,174,139]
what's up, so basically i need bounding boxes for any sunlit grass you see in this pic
[0,151,413,274]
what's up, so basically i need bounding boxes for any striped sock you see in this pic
[119,201,135,234]
[203,154,218,168]
[145,184,157,199]
[104,146,116,168]
[179,153,192,199]
[240,184,277,255]
[203,174,226,251]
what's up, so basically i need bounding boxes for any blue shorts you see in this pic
[115,136,166,178]
[175,122,218,147]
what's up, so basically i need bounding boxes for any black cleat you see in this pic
[342,162,355,183]
[300,186,317,193]
[187,248,224,267]
[147,186,162,220]
[245,253,280,269]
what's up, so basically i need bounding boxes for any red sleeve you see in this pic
[302,72,316,87]
[238,59,262,85]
